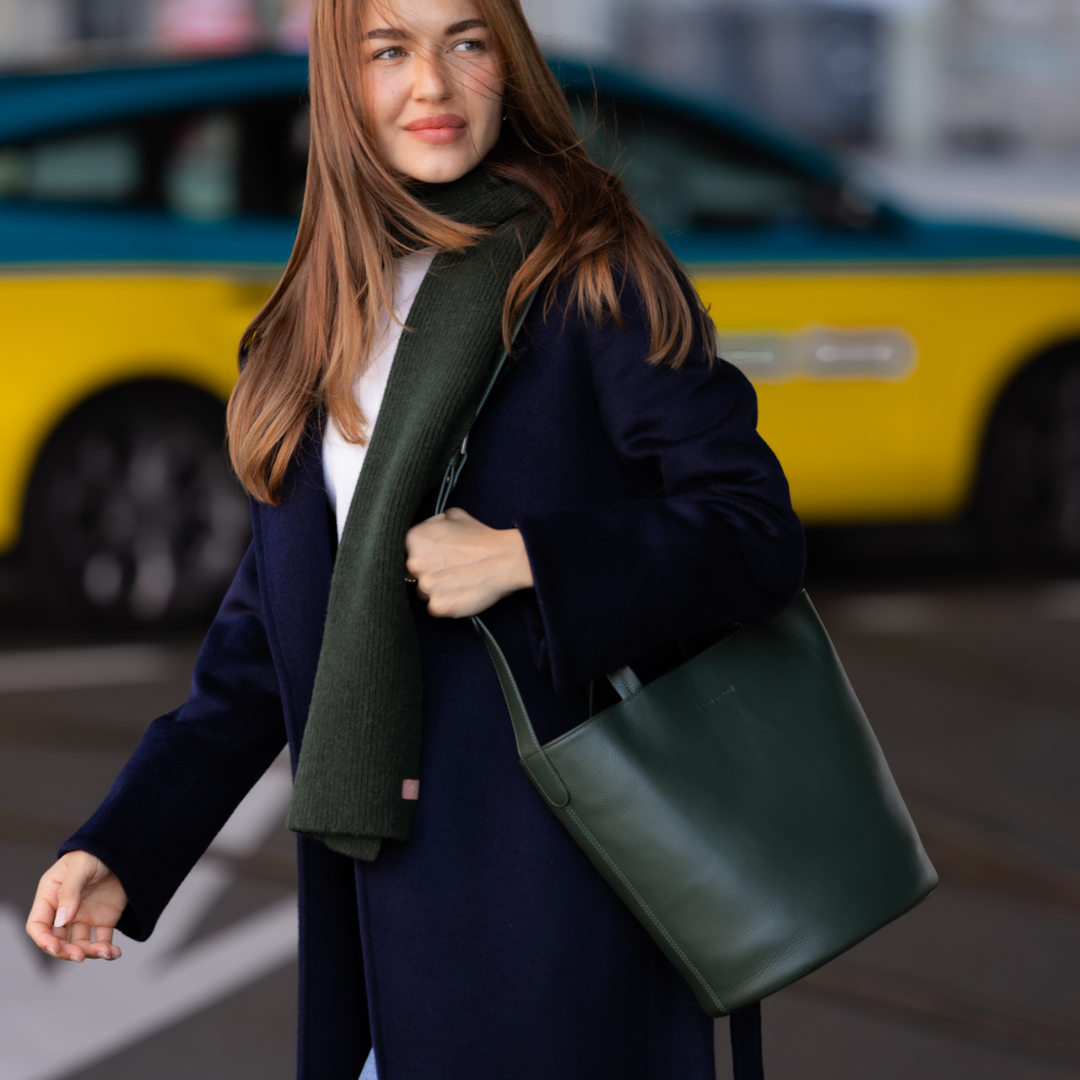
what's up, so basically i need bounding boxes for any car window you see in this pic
[161,98,310,221]
[165,112,240,222]
[0,128,141,203]
[0,95,310,221]
[570,96,814,233]
[238,97,310,218]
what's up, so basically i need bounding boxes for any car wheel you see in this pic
[976,352,1080,569]
[24,382,251,625]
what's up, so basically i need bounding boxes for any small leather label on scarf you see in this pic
[402,779,420,801]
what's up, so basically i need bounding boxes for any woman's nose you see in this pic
[412,47,453,103]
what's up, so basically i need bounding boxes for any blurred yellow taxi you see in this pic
[0,55,307,621]
[3,54,1080,623]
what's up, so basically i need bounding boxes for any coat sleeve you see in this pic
[60,542,288,941]
[515,285,806,692]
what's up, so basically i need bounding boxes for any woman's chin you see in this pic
[394,149,485,185]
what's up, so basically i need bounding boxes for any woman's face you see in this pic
[360,0,504,184]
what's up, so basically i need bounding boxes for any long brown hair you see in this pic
[227,0,715,505]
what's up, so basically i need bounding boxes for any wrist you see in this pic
[504,528,534,592]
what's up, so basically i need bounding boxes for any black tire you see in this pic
[24,382,251,626]
[975,349,1080,570]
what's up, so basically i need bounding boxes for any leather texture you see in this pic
[477,592,938,1016]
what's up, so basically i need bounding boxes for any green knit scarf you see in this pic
[286,168,545,861]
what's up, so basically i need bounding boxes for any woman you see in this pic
[26,1,805,1077]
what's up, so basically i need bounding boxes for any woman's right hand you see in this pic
[25,851,127,962]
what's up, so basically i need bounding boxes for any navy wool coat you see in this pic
[64,281,806,1080]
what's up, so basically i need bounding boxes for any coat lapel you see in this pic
[251,427,336,751]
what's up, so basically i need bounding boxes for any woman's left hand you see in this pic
[405,508,534,619]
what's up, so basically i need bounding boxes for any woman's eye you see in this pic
[372,46,407,60]
[452,38,485,53]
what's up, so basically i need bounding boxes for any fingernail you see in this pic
[53,907,69,929]
[69,954,82,963]
[45,947,57,957]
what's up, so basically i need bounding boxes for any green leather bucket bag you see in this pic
[438,311,936,1017]
[474,595,938,1016]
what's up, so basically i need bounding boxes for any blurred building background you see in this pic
[0,0,310,59]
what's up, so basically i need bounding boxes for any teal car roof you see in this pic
[0,52,309,143]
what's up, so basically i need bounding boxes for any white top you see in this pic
[323,248,437,541]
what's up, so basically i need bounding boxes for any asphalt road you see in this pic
[2,561,1079,1080]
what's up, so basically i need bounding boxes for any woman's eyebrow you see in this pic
[445,18,487,34]
[365,19,485,41]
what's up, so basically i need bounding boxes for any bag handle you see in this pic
[607,666,644,700]
[473,617,569,808]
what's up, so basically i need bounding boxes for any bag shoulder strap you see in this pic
[731,1001,765,1079]
[434,290,539,516]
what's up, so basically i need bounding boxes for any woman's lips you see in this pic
[404,114,467,144]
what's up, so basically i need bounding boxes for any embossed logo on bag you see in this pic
[702,686,737,710]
